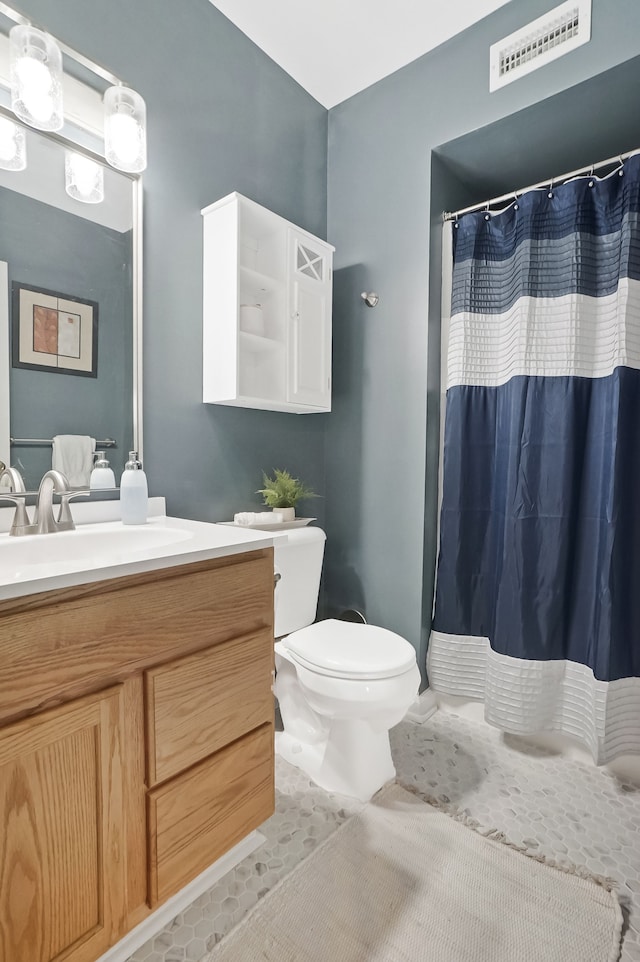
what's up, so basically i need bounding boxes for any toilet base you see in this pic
[276,718,397,802]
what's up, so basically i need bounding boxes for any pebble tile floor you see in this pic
[128,709,640,962]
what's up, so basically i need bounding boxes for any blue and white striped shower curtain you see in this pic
[429,156,640,763]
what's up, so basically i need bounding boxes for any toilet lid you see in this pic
[283,619,417,679]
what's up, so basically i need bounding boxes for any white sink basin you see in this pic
[0,524,192,578]
[0,515,277,600]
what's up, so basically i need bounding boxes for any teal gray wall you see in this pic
[325,0,640,679]
[15,0,329,523]
[8,0,640,669]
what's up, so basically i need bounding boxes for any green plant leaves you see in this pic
[256,468,318,508]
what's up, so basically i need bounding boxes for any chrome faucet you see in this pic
[1,468,90,536]
[0,466,33,536]
[0,465,26,493]
[33,470,78,534]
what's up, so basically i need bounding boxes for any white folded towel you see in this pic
[52,435,96,487]
[234,511,283,525]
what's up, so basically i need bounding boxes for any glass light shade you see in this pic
[9,24,63,131]
[0,117,26,170]
[104,85,147,173]
[65,151,104,204]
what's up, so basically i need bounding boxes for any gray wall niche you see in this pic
[1,187,133,488]
[13,0,329,525]
[422,53,640,682]
[326,0,640,682]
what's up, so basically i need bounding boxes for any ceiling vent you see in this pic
[490,0,591,92]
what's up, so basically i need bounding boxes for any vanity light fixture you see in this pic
[9,24,63,131]
[103,85,147,173]
[0,116,26,170]
[64,151,104,204]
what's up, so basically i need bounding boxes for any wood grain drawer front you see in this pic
[146,628,274,785]
[0,687,125,962]
[148,722,274,907]
[0,549,274,726]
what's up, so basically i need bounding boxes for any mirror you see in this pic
[0,9,142,491]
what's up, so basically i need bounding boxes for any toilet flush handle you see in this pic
[274,571,281,589]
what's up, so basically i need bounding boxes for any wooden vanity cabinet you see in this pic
[0,547,275,962]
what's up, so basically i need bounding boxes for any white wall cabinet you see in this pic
[202,192,334,413]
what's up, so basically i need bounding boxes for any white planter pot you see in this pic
[275,507,295,522]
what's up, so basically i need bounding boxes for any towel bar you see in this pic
[10,436,117,448]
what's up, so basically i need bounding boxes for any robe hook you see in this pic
[361,292,379,308]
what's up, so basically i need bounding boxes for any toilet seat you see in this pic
[282,618,416,680]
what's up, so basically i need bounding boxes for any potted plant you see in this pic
[256,468,318,521]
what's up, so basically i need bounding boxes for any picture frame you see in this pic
[11,281,98,378]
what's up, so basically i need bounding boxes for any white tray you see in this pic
[220,518,316,532]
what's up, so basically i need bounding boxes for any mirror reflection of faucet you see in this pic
[0,467,90,536]
[0,466,31,535]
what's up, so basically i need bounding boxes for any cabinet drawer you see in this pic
[148,723,274,906]
[0,550,274,725]
[145,628,274,785]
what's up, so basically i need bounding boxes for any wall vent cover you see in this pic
[490,0,591,91]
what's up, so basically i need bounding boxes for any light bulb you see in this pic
[9,25,63,132]
[104,85,147,173]
[65,151,104,204]
[107,110,140,165]
[15,55,53,123]
[0,117,26,170]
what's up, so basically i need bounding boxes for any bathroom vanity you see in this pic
[0,511,276,962]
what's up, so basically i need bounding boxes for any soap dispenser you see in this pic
[120,450,148,524]
[90,451,116,490]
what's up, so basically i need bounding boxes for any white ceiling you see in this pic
[210,0,514,108]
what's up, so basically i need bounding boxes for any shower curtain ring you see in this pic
[513,191,519,211]
[548,178,554,199]
[618,156,624,176]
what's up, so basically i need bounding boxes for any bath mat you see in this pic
[203,782,622,962]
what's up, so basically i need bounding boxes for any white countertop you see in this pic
[0,498,280,601]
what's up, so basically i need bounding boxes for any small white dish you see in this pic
[221,518,316,531]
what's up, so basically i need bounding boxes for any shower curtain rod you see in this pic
[442,146,640,222]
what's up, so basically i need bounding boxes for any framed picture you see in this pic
[11,282,98,378]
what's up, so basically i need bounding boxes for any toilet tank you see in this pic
[274,527,326,637]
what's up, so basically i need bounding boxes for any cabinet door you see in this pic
[0,687,126,962]
[288,230,332,410]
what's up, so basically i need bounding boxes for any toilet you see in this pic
[274,527,420,801]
